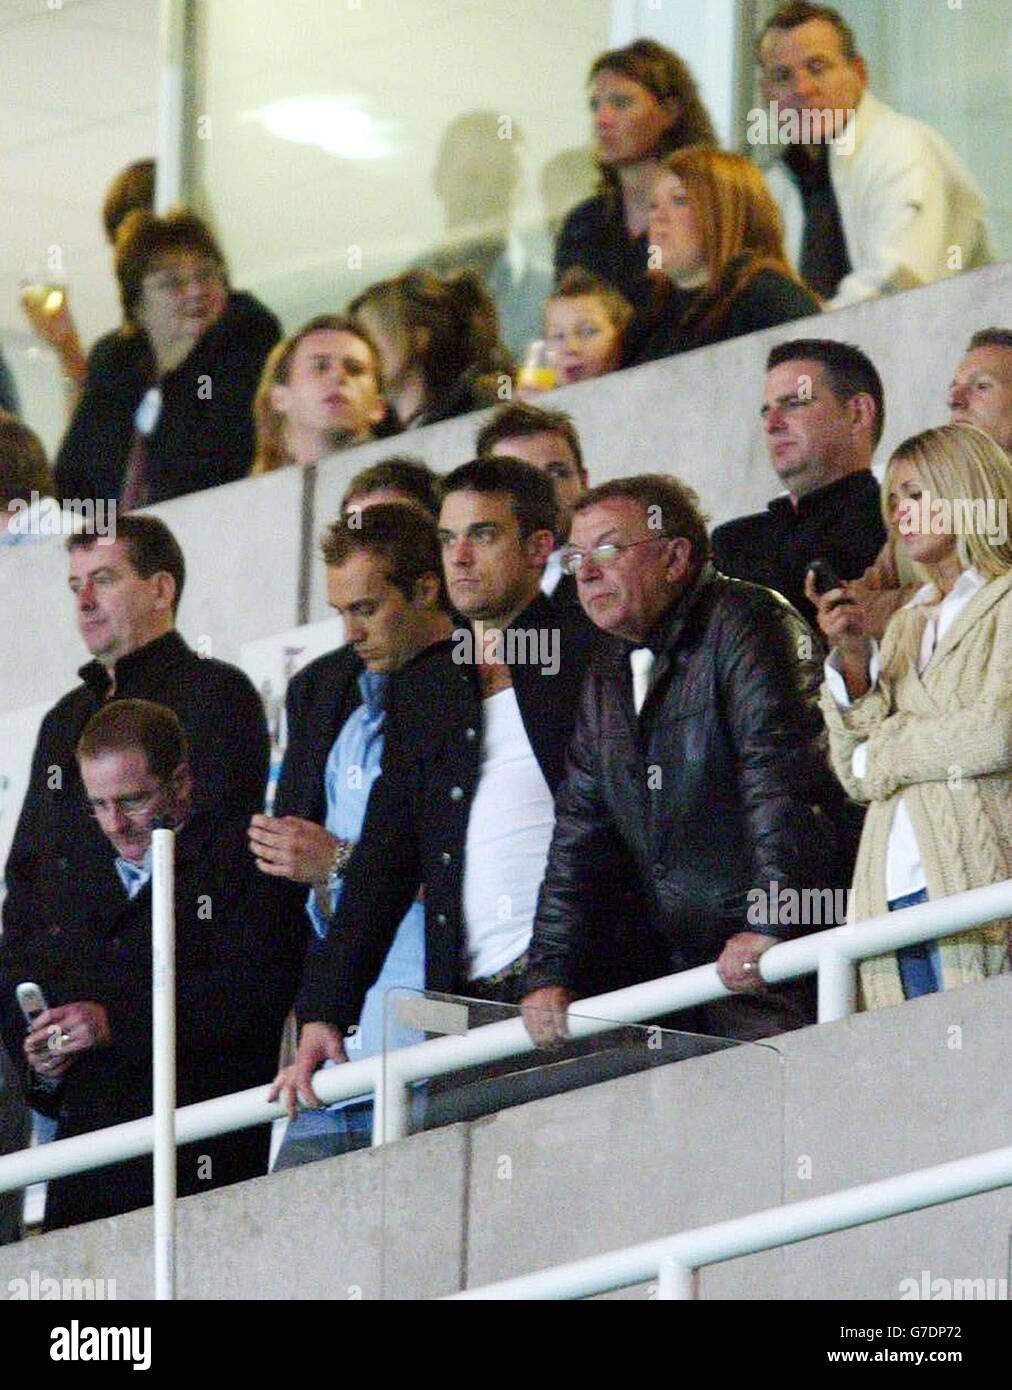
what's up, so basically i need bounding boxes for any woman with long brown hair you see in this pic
[554,39,716,312]
[627,147,820,364]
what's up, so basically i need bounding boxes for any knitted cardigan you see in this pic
[820,569,1012,1010]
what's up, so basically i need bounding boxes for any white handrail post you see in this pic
[817,945,856,1023]
[156,0,188,212]
[656,1256,694,1301]
[152,827,176,1301]
[372,1058,410,1147]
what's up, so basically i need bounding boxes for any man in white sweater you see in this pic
[758,2,990,307]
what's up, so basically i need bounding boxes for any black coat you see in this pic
[2,631,269,941]
[0,814,305,1230]
[555,192,654,310]
[273,644,364,823]
[525,567,857,993]
[295,593,608,1031]
[54,291,281,506]
[711,471,887,629]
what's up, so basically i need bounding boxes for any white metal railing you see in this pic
[447,1142,1012,1300]
[1,878,1009,1198]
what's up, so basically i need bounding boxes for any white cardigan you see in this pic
[767,92,991,308]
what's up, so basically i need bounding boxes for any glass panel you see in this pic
[189,0,612,356]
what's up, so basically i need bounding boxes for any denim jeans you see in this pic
[889,888,940,998]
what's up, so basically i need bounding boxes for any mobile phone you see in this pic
[807,558,843,596]
[16,981,48,1027]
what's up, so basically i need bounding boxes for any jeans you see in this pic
[889,888,940,998]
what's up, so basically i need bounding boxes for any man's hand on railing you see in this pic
[25,1001,111,1080]
[268,1022,348,1120]
[520,986,577,1048]
[716,932,776,992]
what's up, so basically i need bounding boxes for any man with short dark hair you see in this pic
[712,338,886,625]
[476,401,589,614]
[949,328,1012,457]
[249,505,453,1164]
[341,456,442,520]
[759,2,990,306]
[521,474,853,1045]
[0,699,302,1230]
[3,514,268,938]
[271,457,606,1117]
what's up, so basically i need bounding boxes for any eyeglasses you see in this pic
[84,783,167,822]
[560,534,671,577]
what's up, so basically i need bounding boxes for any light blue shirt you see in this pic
[115,849,153,900]
[308,670,425,1080]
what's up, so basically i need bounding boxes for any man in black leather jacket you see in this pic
[522,474,856,1043]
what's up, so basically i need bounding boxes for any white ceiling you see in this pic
[0,0,160,342]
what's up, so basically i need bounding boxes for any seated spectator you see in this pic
[250,506,454,1165]
[760,3,990,307]
[810,424,1012,1011]
[543,268,632,386]
[20,159,155,417]
[54,208,281,509]
[712,338,886,627]
[349,270,510,430]
[627,149,820,366]
[251,315,388,474]
[475,400,589,612]
[0,699,303,1230]
[555,39,716,312]
[341,456,442,520]
[948,328,1012,457]
[0,413,58,549]
[521,474,854,1046]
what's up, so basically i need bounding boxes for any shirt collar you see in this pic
[767,470,880,520]
[78,629,186,699]
[115,847,153,898]
[356,668,389,720]
[905,566,986,610]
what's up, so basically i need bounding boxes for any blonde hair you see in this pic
[659,148,808,340]
[882,424,1012,585]
[251,315,380,475]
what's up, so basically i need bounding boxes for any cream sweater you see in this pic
[821,570,1012,1009]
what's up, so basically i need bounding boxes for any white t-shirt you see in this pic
[461,687,556,979]
[825,567,986,901]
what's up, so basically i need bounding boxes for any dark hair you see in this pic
[475,402,585,478]
[758,2,859,62]
[548,267,635,337]
[253,314,383,474]
[968,328,1012,353]
[767,338,885,446]
[341,456,442,519]
[440,457,559,541]
[320,502,447,607]
[573,474,711,570]
[67,514,186,613]
[115,208,228,325]
[102,159,156,243]
[349,270,509,412]
[77,698,188,781]
[0,413,52,508]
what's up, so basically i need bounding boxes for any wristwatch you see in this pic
[317,838,354,919]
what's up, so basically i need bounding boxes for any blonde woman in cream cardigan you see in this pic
[807,424,1012,1011]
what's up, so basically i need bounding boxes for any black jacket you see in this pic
[555,192,654,310]
[2,631,269,938]
[54,290,281,506]
[0,813,304,1229]
[525,567,856,993]
[273,644,364,823]
[295,593,602,1030]
[711,471,887,628]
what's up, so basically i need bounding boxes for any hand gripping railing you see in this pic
[0,878,1009,1215]
[446,1141,1012,1300]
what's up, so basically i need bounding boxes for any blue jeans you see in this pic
[889,888,940,998]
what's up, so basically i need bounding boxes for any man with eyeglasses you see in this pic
[521,473,854,1046]
[712,338,887,628]
[0,700,302,1231]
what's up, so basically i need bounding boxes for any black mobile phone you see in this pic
[807,558,843,596]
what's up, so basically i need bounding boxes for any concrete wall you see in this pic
[3,262,1009,718]
[2,974,1009,1300]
